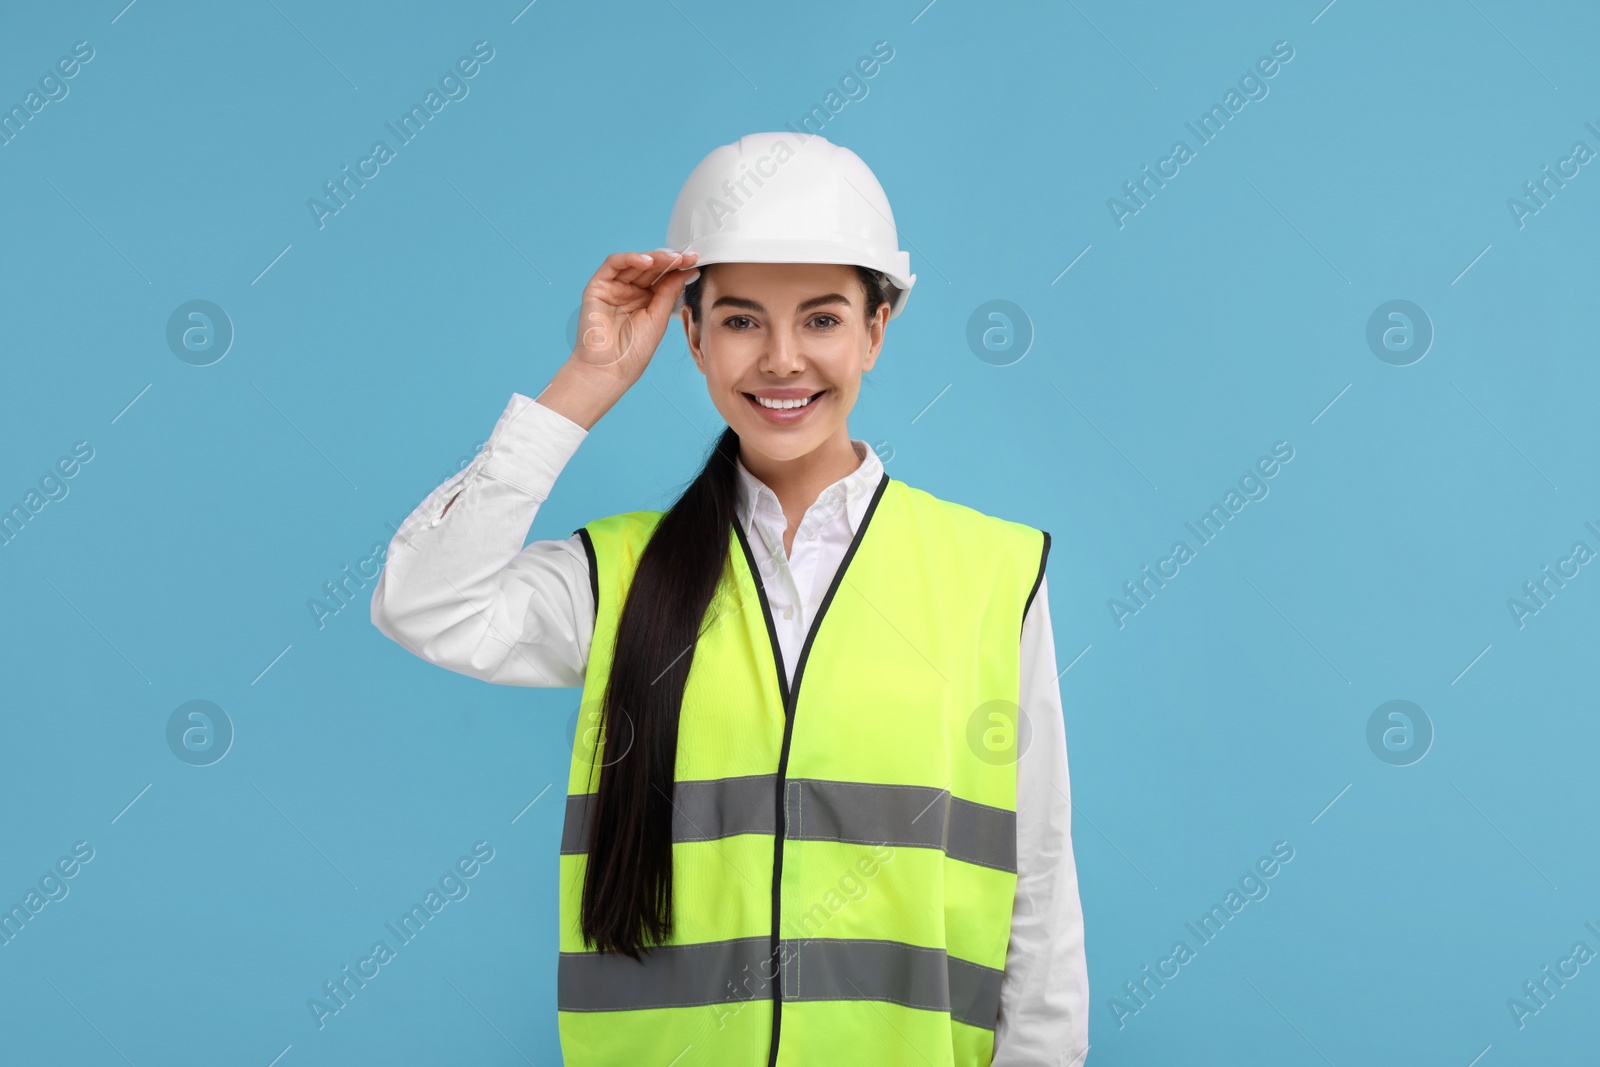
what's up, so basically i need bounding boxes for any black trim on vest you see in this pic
[729,468,893,1067]
[573,526,599,625]
[1023,529,1051,632]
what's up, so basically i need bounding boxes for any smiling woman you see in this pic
[370,132,1089,1067]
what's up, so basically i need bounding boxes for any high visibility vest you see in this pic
[558,470,1050,1067]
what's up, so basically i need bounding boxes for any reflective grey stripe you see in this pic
[785,779,1016,873]
[558,935,771,1012]
[947,953,1007,1031]
[781,938,1005,1031]
[561,774,777,853]
[563,776,1015,873]
[949,794,1018,873]
[559,935,1005,1031]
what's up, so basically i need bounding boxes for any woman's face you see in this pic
[682,261,887,464]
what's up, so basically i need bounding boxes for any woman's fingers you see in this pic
[581,250,699,342]
[645,260,699,322]
[602,249,698,289]
[600,250,656,271]
[632,250,698,291]
[572,251,703,375]
[592,251,654,290]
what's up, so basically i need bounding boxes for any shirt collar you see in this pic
[733,439,883,538]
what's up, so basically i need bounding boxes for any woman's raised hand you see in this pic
[571,249,700,384]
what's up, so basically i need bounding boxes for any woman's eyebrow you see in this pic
[709,293,852,313]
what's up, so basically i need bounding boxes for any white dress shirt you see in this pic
[370,392,1088,1065]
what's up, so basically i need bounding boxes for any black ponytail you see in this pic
[578,263,890,958]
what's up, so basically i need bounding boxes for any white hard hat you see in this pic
[664,131,916,319]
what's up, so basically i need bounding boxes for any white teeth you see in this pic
[753,393,819,410]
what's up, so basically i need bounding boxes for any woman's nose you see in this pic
[763,329,802,371]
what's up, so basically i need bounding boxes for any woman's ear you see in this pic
[863,301,889,370]
[681,306,706,373]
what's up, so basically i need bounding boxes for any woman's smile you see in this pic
[743,387,829,423]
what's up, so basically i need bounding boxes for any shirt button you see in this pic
[806,529,818,540]
[783,605,794,619]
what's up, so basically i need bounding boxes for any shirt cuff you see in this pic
[477,392,588,502]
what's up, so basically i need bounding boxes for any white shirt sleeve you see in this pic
[369,392,597,688]
[992,574,1090,1065]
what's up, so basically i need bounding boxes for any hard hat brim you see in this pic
[672,234,915,319]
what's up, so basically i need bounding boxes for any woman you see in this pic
[371,132,1088,1066]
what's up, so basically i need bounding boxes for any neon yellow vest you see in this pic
[558,471,1050,1066]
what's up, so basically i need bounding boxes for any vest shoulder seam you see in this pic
[1024,529,1051,624]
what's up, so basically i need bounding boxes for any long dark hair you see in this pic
[579,263,892,958]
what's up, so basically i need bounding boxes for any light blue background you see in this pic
[3,0,1597,1063]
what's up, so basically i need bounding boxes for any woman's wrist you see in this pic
[535,355,632,431]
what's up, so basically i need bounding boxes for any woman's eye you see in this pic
[722,315,755,330]
[810,314,841,329]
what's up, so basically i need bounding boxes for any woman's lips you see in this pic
[744,389,826,423]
